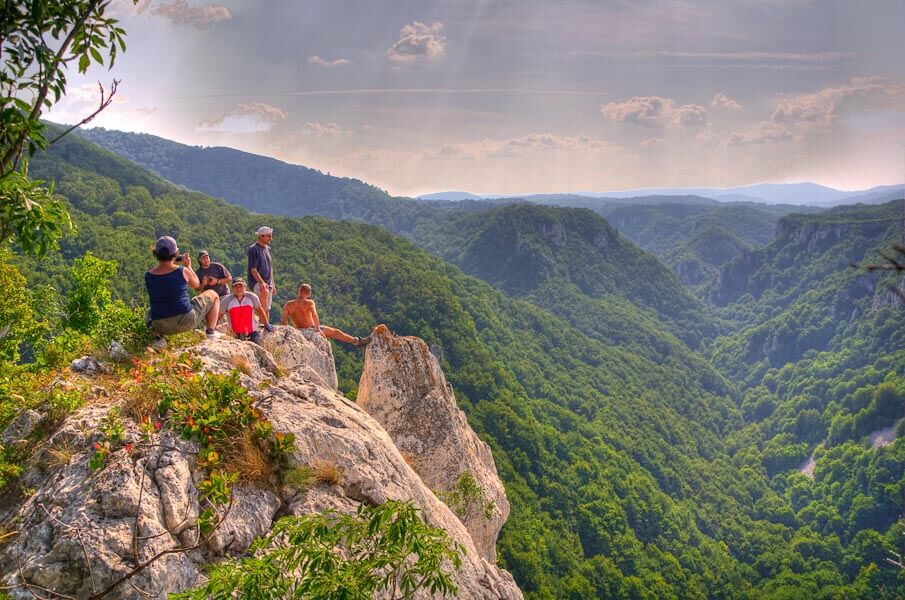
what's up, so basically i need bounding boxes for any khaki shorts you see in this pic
[150,295,214,336]
[253,282,273,312]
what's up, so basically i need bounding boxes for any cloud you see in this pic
[300,122,350,138]
[639,137,665,150]
[150,0,232,29]
[726,122,794,146]
[387,21,446,62]
[424,133,619,160]
[769,77,889,134]
[601,96,706,127]
[711,92,742,109]
[671,104,707,126]
[308,56,351,67]
[695,131,722,147]
[197,102,287,133]
[130,106,158,116]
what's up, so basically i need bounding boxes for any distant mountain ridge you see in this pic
[420,183,904,207]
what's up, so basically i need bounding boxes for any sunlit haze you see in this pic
[48,0,905,197]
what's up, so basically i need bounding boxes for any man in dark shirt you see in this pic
[196,250,232,296]
[247,226,275,313]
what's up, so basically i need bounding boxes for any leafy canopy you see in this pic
[172,501,464,600]
[0,0,134,255]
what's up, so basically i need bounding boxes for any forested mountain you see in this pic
[77,127,490,231]
[78,126,717,348]
[704,200,905,594]
[19,129,756,598]
[74,127,821,295]
[595,202,820,291]
[407,202,718,349]
[19,129,905,597]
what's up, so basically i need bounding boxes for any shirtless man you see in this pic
[281,283,370,347]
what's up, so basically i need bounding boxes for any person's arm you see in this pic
[280,302,290,326]
[218,295,232,321]
[181,255,201,289]
[221,265,233,286]
[256,305,269,326]
[249,267,265,288]
[308,300,324,336]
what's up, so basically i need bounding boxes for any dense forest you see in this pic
[3,129,903,598]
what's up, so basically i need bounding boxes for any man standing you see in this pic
[220,278,273,344]
[282,283,370,348]
[247,226,275,314]
[196,250,232,296]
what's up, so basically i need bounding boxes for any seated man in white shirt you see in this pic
[219,278,273,345]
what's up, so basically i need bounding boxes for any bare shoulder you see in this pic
[302,298,315,307]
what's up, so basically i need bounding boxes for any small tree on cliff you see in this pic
[1,0,135,256]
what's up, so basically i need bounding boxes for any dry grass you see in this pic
[121,390,157,422]
[46,437,81,469]
[224,429,274,485]
[230,354,253,376]
[311,460,344,486]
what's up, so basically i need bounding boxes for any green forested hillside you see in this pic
[408,202,718,350]
[705,200,905,597]
[11,130,904,597]
[77,126,491,231]
[15,131,905,597]
[76,127,793,297]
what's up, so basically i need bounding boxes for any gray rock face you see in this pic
[1,325,521,599]
[357,325,511,564]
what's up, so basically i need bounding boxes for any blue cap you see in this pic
[154,236,178,257]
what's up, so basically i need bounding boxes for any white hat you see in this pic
[255,226,273,236]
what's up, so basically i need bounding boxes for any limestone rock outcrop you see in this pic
[358,325,510,563]
[0,326,521,599]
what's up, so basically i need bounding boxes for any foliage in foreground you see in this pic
[172,500,464,600]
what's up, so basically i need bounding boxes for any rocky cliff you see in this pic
[0,327,522,599]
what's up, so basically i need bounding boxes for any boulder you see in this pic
[357,325,510,563]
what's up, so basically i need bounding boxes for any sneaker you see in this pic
[205,329,222,339]
[151,337,167,350]
[355,335,372,348]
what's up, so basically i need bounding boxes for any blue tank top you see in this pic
[146,267,191,320]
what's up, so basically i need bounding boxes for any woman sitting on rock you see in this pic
[145,236,220,339]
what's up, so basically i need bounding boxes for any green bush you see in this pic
[172,500,464,600]
[0,253,36,362]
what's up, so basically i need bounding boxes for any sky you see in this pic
[46,0,905,197]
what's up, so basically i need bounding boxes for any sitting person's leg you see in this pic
[321,325,370,347]
[321,325,356,344]
[190,290,221,336]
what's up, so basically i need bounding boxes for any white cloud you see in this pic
[770,77,888,134]
[150,0,232,29]
[671,104,707,126]
[695,131,722,147]
[387,21,446,62]
[424,133,619,160]
[301,122,350,138]
[726,122,794,146]
[711,92,743,109]
[308,56,351,67]
[639,137,665,150]
[601,96,706,127]
[197,102,287,134]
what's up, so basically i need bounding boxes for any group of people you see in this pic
[145,227,370,348]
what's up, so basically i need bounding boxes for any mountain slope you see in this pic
[18,129,886,598]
